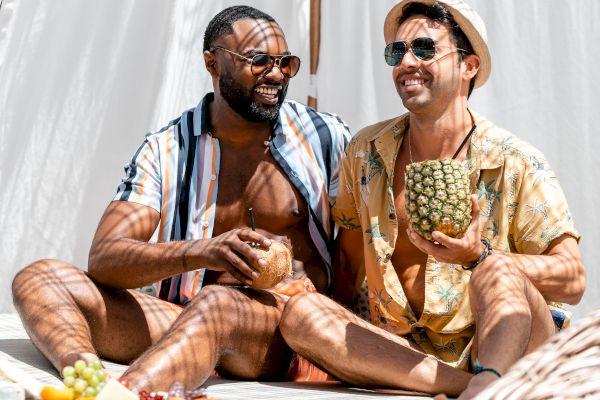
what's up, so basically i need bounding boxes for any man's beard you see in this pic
[219,70,287,122]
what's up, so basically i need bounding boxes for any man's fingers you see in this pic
[407,229,438,253]
[226,252,258,283]
[470,194,480,224]
[238,229,271,247]
[430,231,460,248]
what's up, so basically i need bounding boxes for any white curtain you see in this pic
[1,0,598,318]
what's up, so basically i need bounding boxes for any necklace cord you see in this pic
[451,123,477,160]
[408,123,477,163]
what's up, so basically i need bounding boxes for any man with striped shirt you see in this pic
[12,5,350,392]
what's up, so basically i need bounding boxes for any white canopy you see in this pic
[0,0,598,317]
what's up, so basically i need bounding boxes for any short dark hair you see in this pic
[399,2,476,96]
[203,5,277,52]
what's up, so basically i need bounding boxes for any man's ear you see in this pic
[462,53,480,82]
[204,50,218,77]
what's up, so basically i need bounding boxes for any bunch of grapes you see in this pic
[61,360,107,398]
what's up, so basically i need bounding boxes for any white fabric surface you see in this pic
[0,0,598,319]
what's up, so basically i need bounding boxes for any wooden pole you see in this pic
[308,0,321,109]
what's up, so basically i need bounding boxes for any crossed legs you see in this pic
[280,292,471,397]
[458,255,556,399]
[280,255,557,398]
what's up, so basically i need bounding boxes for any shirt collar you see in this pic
[371,113,409,176]
[368,110,505,176]
[467,110,505,171]
[193,93,215,136]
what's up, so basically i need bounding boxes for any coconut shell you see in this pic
[249,240,293,289]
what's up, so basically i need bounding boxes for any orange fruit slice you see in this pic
[40,386,75,400]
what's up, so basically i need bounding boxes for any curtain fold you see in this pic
[0,0,598,317]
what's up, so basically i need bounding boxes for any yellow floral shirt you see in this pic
[332,111,580,369]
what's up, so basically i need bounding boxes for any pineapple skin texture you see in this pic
[405,159,472,241]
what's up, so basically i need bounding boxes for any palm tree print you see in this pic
[526,199,549,221]
[337,212,360,230]
[367,149,385,180]
[365,223,386,244]
[477,179,502,218]
[435,284,461,313]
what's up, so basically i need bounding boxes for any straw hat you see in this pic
[383,0,491,88]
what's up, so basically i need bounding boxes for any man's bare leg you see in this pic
[453,256,557,399]
[280,293,471,397]
[123,285,292,392]
[12,259,179,370]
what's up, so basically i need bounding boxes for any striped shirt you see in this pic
[115,93,351,305]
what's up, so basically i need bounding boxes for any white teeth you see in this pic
[404,79,425,86]
[255,87,279,96]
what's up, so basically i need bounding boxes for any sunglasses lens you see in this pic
[252,54,272,69]
[412,37,436,60]
[384,42,406,66]
[251,54,301,77]
[282,56,301,77]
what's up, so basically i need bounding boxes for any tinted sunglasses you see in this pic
[384,37,466,66]
[212,46,301,78]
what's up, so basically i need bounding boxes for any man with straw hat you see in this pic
[280,0,586,398]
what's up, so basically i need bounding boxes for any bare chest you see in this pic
[213,148,305,235]
[391,150,427,317]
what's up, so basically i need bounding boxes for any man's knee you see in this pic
[12,259,79,302]
[182,285,255,335]
[280,292,321,344]
[469,254,527,297]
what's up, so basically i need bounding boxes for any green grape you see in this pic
[83,386,97,397]
[81,366,94,380]
[87,374,100,387]
[73,378,88,393]
[89,360,102,370]
[96,381,106,392]
[62,375,76,388]
[73,360,87,374]
[62,365,76,377]
[94,369,106,383]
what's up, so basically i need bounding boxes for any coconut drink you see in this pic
[405,159,472,241]
[250,240,293,289]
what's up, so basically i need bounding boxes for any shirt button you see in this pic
[389,213,396,220]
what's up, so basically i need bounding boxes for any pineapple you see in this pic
[405,159,471,241]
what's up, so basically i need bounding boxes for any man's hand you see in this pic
[407,195,484,266]
[199,228,274,285]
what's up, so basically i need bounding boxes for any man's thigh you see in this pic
[206,286,293,380]
[70,275,182,363]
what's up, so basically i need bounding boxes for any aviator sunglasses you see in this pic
[211,46,301,78]
[384,37,466,66]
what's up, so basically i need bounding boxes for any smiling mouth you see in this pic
[403,79,426,86]
[255,86,281,100]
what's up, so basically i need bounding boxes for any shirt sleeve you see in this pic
[113,133,162,212]
[511,155,580,254]
[332,142,362,231]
